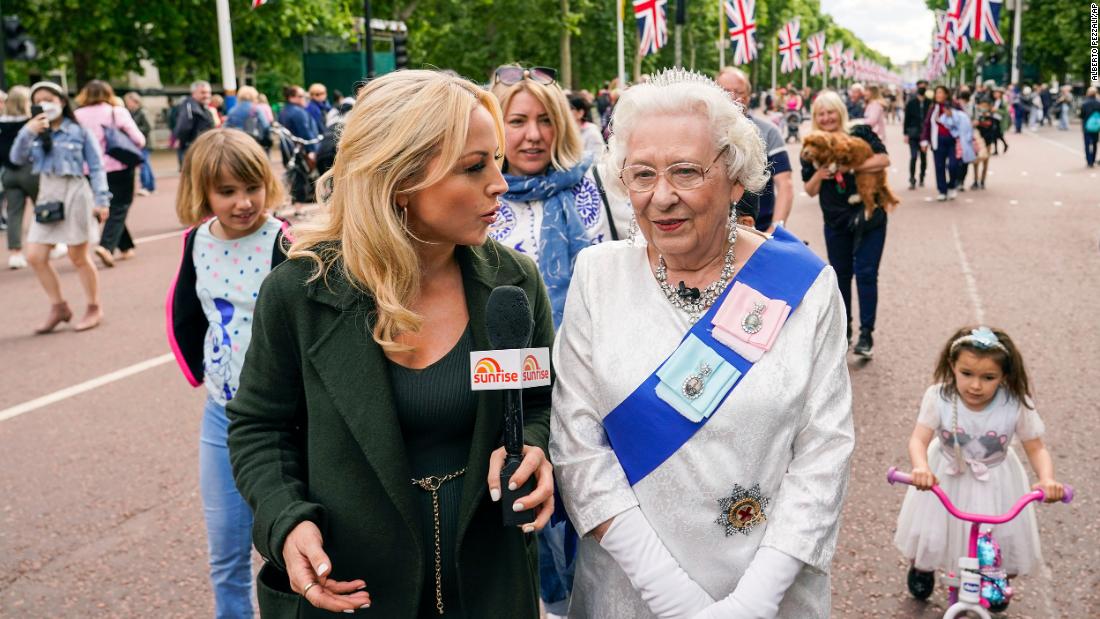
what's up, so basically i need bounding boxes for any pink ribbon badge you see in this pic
[711,282,791,362]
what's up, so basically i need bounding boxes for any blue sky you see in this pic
[820,0,936,65]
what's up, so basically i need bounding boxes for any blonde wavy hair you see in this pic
[490,72,582,173]
[603,68,768,200]
[810,90,850,133]
[289,70,505,353]
[175,128,285,226]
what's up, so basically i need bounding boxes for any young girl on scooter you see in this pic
[894,326,1065,609]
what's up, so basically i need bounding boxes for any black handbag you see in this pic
[34,201,65,224]
[102,107,144,167]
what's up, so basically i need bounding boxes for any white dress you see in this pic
[550,239,854,618]
[894,385,1045,576]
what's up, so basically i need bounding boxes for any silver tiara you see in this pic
[950,326,1009,355]
[646,67,726,94]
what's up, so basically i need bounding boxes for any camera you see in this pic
[31,104,43,116]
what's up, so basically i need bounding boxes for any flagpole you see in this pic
[717,0,725,69]
[617,0,626,86]
[215,0,238,94]
[1010,0,1022,84]
[674,0,684,69]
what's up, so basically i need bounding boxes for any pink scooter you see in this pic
[887,467,1074,618]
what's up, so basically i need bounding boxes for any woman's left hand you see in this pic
[1033,479,1064,503]
[487,445,554,533]
[94,207,109,222]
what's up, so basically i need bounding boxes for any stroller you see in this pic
[272,123,322,206]
[784,109,802,143]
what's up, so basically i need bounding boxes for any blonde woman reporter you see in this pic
[227,70,555,618]
[551,69,853,619]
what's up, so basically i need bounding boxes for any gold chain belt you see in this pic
[411,468,466,615]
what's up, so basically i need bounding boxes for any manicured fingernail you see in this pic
[512,502,525,512]
[490,488,501,502]
[508,482,517,491]
[316,563,329,576]
[344,609,355,614]
[360,604,371,609]
[522,524,535,534]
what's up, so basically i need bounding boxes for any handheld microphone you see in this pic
[485,285,537,526]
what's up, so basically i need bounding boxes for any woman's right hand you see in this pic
[911,467,938,491]
[26,114,49,135]
[282,520,372,613]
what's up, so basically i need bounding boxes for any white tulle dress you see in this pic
[894,385,1045,576]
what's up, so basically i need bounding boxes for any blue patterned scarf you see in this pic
[503,154,594,327]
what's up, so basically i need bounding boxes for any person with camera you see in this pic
[75,80,147,267]
[10,82,110,333]
[0,86,39,269]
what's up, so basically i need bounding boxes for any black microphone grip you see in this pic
[500,390,536,525]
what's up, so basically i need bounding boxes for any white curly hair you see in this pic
[602,68,769,199]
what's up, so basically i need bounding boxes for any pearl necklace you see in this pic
[655,227,737,323]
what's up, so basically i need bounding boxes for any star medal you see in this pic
[715,483,769,536]
[740,302,766,335]
[681,362,712,401]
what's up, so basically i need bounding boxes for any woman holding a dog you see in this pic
[801,90,891,359]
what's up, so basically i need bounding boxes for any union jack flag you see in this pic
[778,19,802,74]
[251,0,268,7]
[959,0,1004,45]
[807,32,826,77]
[827,42,844,79]
[934,11,956,67]
[842,48,855,78]
[724,0,757,65]
[634,0,668,57]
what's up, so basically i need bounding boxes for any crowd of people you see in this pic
[2,62,1092,619]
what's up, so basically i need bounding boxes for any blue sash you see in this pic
[602,227,826,485]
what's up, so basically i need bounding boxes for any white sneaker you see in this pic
[947,189,958,200]
[8,253,27,269]
[49,243,68,259]
[936,194,948,201]
[136,188,151,197]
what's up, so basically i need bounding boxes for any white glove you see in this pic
[599,506,715,618]
[692,547,803,619]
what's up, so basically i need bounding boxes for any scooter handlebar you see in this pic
[887,467,1073,524]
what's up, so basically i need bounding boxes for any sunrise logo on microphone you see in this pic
[473,356,520,385]
[522,355,550,383]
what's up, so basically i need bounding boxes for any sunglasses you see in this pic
[493,66,557,86]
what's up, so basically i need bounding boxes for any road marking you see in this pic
[1020,171,1029,176]
[1028,131,1082,157]
[1055,172,1063,177]
[1053,201,1063,206]
[951,224,985,324]
[0,354,174,423]
[1009,200,1019,205]
[134,230,186,244]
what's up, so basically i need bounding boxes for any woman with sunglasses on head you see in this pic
[489,65,623,329]
[226,69,554,618]
[550,69,853,619]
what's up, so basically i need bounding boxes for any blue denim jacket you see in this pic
[10,118,111,205]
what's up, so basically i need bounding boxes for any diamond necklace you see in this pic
[655,227,737,323]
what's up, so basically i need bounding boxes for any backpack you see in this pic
[1085,111,1100,133]
[241,109,265,144]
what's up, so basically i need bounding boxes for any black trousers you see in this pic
[102,167,135,252]
[908,138,927,183]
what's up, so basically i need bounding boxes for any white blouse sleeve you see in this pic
[759,267,855,573]
[1015,402,1045,442]
[550,251,639,535]
[916,385,943,430]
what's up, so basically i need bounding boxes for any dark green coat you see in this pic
[227,240,554,618]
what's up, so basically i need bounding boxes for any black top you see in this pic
[800,124,888,231]
[0,116,30,169]
[1081,98,1100,134]
[904,95,931,138]
[390,326,477,618]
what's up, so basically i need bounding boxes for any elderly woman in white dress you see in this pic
[550,69,855,619]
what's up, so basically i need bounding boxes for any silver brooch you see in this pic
[715,483,769,536]
[680,362,712,400]
[740,302,766,335]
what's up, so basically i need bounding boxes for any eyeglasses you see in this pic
[493,66,557,86]
[620,146,729,193]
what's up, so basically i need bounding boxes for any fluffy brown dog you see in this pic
[801,131,900,219]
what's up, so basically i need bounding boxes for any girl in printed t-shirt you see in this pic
[894,326,1064,610]
[166,128,289,619]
